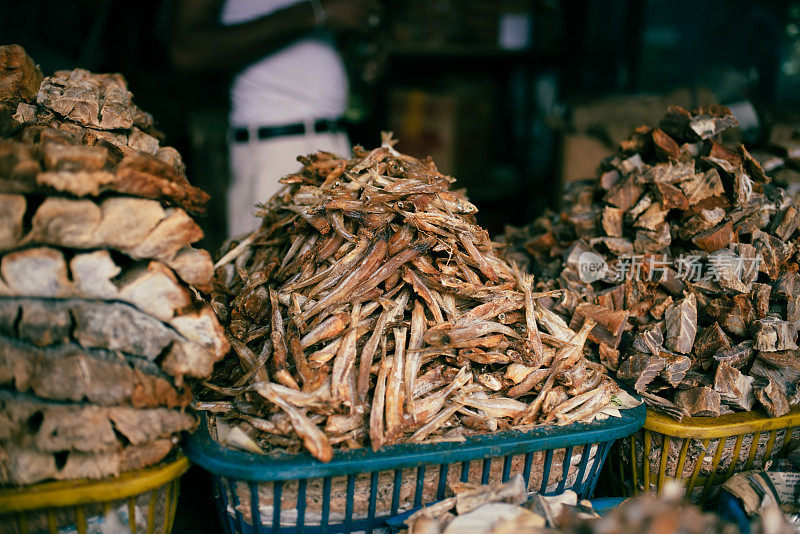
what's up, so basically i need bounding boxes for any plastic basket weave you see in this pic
[0,454,189,534]
[184,404,645,534]
[613,406,800,504]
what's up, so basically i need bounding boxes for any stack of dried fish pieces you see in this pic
[501,104,800,420]
[0,45,228,486]
[206,138,636,463]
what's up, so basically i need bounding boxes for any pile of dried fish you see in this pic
[502,105,800,420]
[402,476,596,534]
[205,136,637,462]
[0,45,228,486]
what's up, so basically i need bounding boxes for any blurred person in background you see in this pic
[171,0,381,236]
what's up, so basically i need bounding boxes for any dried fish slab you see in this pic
[664,294,697,355]
[0,391,195,454]
[753,317,798,352]
[0,46,226,487]
[0,440,177,486]
[0,334,190,408]
[674,387,721,417]
[713,362,755,411]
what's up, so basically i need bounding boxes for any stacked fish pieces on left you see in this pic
[0,45,229,486]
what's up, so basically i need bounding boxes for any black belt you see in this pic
[232,118,347,142]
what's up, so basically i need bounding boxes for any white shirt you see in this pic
[221,0,349,127]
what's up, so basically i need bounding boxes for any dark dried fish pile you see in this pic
[0,45,228,486]
[205,137,634,462]
[502,105,800,420]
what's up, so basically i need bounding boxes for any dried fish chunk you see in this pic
[675,387,721,418]
[664,294,697,355]
[753,317,798,352]
[714,362,754,411]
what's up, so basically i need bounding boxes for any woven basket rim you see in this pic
[0,454,189,513]
[643,406,800,439]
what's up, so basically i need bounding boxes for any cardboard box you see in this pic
[569,87,716,145]
[387,87,492,189]
[559,133,613,183]
[558,87,717,186]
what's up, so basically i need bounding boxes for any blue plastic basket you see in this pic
[184,404,645,534]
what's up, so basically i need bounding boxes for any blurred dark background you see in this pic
[3,1,799,530]
[3,0,799,252]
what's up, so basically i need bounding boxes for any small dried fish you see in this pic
[385,327,407,438]
[255,383,333,462]
[459,395,528,419]
[206,142,625,461]
[369,336,391,450]
[300,312,350,349]
[513,266,545,363]
[409,403,460,442]
[413,367,471,422]
[405,301,426,417]
[331,302,361,404]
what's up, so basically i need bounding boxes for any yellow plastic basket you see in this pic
[0,455,189,534]
[613,406,800,504]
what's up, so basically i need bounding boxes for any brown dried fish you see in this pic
[255,383,333,462]
[331,302,361,404]
[755,378,790,418]
[369,336,390,450]
[204,142,625,461]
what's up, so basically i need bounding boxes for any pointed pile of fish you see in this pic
[203,137,630,461]
[502,106,800,420]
